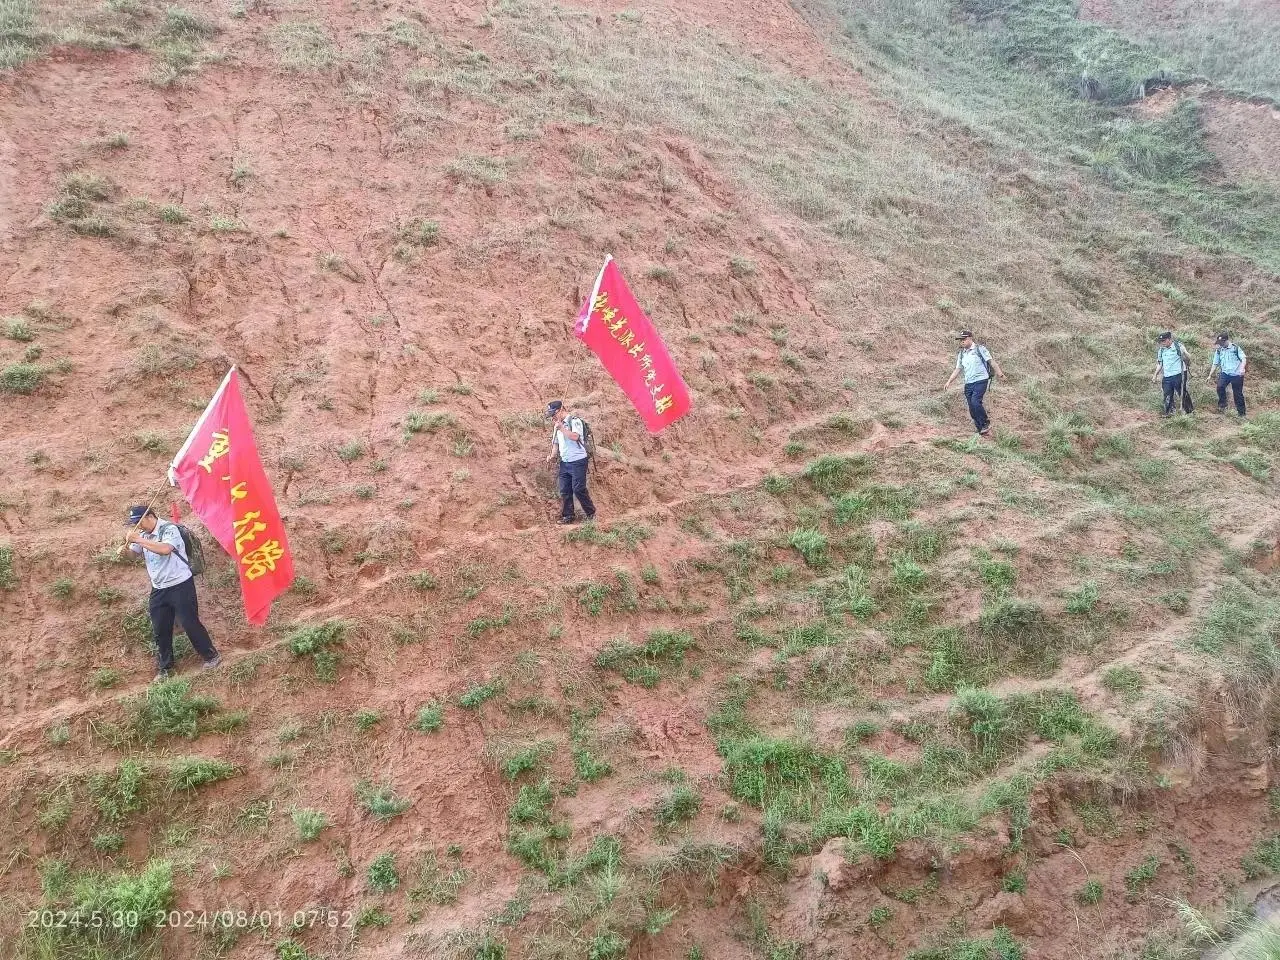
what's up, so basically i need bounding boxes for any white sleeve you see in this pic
[129,543,143,555]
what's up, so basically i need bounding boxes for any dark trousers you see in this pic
[558,458,596,521]
[1162,373,1193,415]
[149,577,218,672]
[1216,373,1245,416]
[963,378,990,433]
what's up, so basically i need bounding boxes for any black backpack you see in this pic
[559,415,598,472]
[162,520,207,575]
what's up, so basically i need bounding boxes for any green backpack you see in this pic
[163,520,207,575]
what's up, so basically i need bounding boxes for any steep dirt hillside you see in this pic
[2,1,1280,959]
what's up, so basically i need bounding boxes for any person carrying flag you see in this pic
[121,505,221,680]
[544,400,597,525]
[1207,331,1248,418]
[1151,331,1193,417]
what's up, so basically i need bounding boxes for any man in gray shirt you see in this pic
[123,505,220,680]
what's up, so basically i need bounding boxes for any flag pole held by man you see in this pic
[545,400,597,525]
[944,330,1005,438]
[120,504,220,681]
[169,366,295,626]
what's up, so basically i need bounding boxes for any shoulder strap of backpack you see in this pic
[159,520,191,567]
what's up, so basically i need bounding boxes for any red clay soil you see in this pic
[1,1,1279,959]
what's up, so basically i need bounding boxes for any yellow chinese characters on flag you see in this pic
[169,368,294,625]
[575,256,691,433]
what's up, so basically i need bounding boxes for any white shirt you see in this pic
[553,416,588,463]
[956,344,992,384]
[130,521,192,590]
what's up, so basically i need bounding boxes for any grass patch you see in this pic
[131,677,220,742]
[292,808,328,842]
[410,702,444,732]
[1,362,46,394]
[787,528,829,569]
[595,629,695,687]
[458,679,503,709]
[19,860,175,959]
[286,619,346,683]
[355,780,412,820]
[366,852,400,892]
[168,756,238,791]
[272,21,335,71]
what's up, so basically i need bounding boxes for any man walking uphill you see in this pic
[1207,331,1248,418]
[944,330,1005,438]
[1151,331,1193,417]
[122,506,220,680]
[545,401,597,525]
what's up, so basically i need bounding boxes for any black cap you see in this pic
[1157,331,1172,341]
[544,400,563,419]
[955,330,974,341]
[125,505,153,525]
[1216,332,1230,344]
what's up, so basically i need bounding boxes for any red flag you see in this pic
[169,368,294,625]
[575,256,691,433]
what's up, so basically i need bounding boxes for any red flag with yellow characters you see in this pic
[576,256,691,433]
[169,367,294,625]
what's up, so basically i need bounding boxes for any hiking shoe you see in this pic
[202,655,222,671]
[979,428,992,438]
[586,513,597,522]
[557,517,574,525]
[153,671,170,683]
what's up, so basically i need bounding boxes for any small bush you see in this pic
[801,455,863,495]
[410,702,444,732]
[399,217,441,247]
[655,784,701,828]
[3,317,33,341]
[353,709,382,733]
[1,363,46,394]
[1101,665,1144,700]
[0,545,15,590]
[88,759,147,824]
[91,668,123,689]
[286,620,346,682]
[1124,855,1160,896]
[367,852,400,892]
[292,808,328,841]
[458,680,503,709]
[355,780,411,820]
[337,439,365,462]
[408,570,438,591]
[1076,878,1103,905]
[91,831,125,852]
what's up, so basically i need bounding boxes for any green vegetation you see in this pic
[355,780,412,820]
[1101,665,1144,700]
[19,859,175,959]
[89,760,147,824]
[458,679,504,709]
[595,629,695,687]
[0,544,15,589]
[286,619,346,683]
[1124,855,1161,897]
[1242,834,1280,880]
[787,528,829,568]
[410,702,444,732]
[408,850,468,905]
[1,362,46,394]
[1077,878,1104,905]
[292,808,328,842]
[655,783,701,829]
[131,677,220,742]
[366,852,400,892]
[168,756,238,790]
[353,709,382,733]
